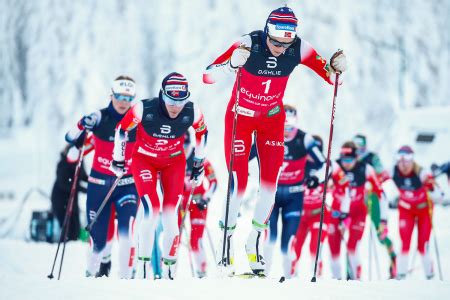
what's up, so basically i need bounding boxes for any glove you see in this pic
[305,176,319,189]
[430,163,440,177]
[377,220,388,241]
[338,212,349,222]
[109,160,125,177]
[193,198,209,211]
[80,114,97,131]
[190,158,205,186]
[330,49,347,73]
[230,47,250,69]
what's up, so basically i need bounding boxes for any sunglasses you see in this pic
[397,153,414,161]
[161,91,190,107]
[113,93,135,102]
[341,157,356,164]
[268,35,295,49]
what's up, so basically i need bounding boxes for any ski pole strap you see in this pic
[219,221,236,231]
[252,219,269,230]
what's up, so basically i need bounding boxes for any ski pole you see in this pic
[427,195,444,280]
[311,72,341,282]
[48,135,87,280]
[221,67,242,267]
[85,176,122,232]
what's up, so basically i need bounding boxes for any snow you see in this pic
[1,187,450,299]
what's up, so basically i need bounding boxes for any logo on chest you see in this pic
[152,124,176,139]
[258,57,281,76]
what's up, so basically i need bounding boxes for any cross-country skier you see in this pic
[353,134,397,278]
[203,5,346,275]
[293,135,329,277]
[109,72,208,280]
[328,142,388,280]
[393,146,438,280]
[179,129,217,278]
[262,105,325,278]
[65,75,139,279]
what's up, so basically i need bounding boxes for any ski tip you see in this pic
[279,276,285,283]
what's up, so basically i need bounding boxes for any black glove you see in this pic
[431,163,440,176]
[80,114,97,131]
[193,198,209,211]
[190,158,205,183]
[305,176,319,189]
[338,212,349,221]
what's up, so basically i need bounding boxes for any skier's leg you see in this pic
[98,205,115,277]
[114,184,138,279]
[293,213,309,268]
[347,204,367,280]
[309,211,326,276]
[218,111,254,271]
[160,156,186,279]
[417,205,434,279]
[280,189,303,278]
[190,204,207,277]
[397,205,415,279]
[328,207,342,279]
[221,111,254,229]
[86,182,113,277]
[132,154,159,279]
[245,111,285,273]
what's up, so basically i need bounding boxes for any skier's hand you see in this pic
[193,198,209,211]
[431,163,440,177]
[109,160,125,177]
[80,114,97,131]
[190,158,205,186]
[305,176,319,189]
[230,47,250,69]
[377,220,388,241]
[330,49,347,74]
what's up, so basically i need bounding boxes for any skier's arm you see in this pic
[190,103,208,161]
[110,102,142,175]
[203,160,218,201]
[304,133,326,173]
[65,111,101,144]
[299,40,334,85]
[203,35,252,84]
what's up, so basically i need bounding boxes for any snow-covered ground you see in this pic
[1,180,450,300]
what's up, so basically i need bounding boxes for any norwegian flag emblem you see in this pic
[284,32,292,38]
[171,91,180,97]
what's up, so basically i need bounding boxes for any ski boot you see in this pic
[245,226,266,275]
[216,227,235,277]
[96,261,111,277]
